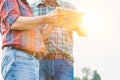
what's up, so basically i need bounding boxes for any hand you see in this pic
[43,9,67,26]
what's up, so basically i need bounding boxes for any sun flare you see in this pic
[81,12,101,36]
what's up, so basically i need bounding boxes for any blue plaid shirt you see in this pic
[31,0,76,61]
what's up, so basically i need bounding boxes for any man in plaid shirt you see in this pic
[0,0,65,80]
[31,0,87,80]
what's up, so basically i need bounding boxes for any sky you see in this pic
[0,0,120,80]
[70,0,120,80]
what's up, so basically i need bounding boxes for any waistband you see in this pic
[43,53,67,60]
[3,46,44,59]
[3,46,74,61]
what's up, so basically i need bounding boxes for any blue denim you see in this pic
[39,59,74,80]
[1,47,39,80]
[1,47,74,80]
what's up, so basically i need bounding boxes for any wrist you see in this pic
[38,15,48,24]
[42,15,51,24]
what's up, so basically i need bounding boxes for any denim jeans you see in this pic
[39,59,74,80]
[1,47,74,80]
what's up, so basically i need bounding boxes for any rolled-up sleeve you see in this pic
[0,0,21,28]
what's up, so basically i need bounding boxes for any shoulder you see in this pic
[0,0,18,11]
[0,0,19,7]
[57,0,76,10]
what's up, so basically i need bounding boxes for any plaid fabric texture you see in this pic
[0,0,45,53]
[31,0,76,61]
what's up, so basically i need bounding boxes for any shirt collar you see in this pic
[37,0,60,7]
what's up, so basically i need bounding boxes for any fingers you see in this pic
[48,16,66,26]
[45,9,68,25]
[47,13,67,26]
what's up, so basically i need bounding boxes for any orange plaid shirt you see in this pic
[0,0,45,53]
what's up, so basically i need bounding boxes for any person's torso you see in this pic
[0,0,45,53]
[31,0,75,56]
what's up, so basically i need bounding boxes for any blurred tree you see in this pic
[91,70,101,80]
[74,67,101,80]
[74,77,81,80]
[81,67,91,80]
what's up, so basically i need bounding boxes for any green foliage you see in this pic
[91,70,101,80]
[74,77,81,80]
[81,67,91,80]
[74,67,101,80]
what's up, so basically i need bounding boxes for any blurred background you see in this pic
[0,0,120,80]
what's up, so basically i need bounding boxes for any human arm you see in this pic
[11,16,48,30]
[11,15,51,30]
[0,0,66,31]
[11,10,66,30]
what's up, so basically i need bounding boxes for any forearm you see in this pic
[11,15,47,30]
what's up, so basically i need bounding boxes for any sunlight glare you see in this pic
[82,12,101,36]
